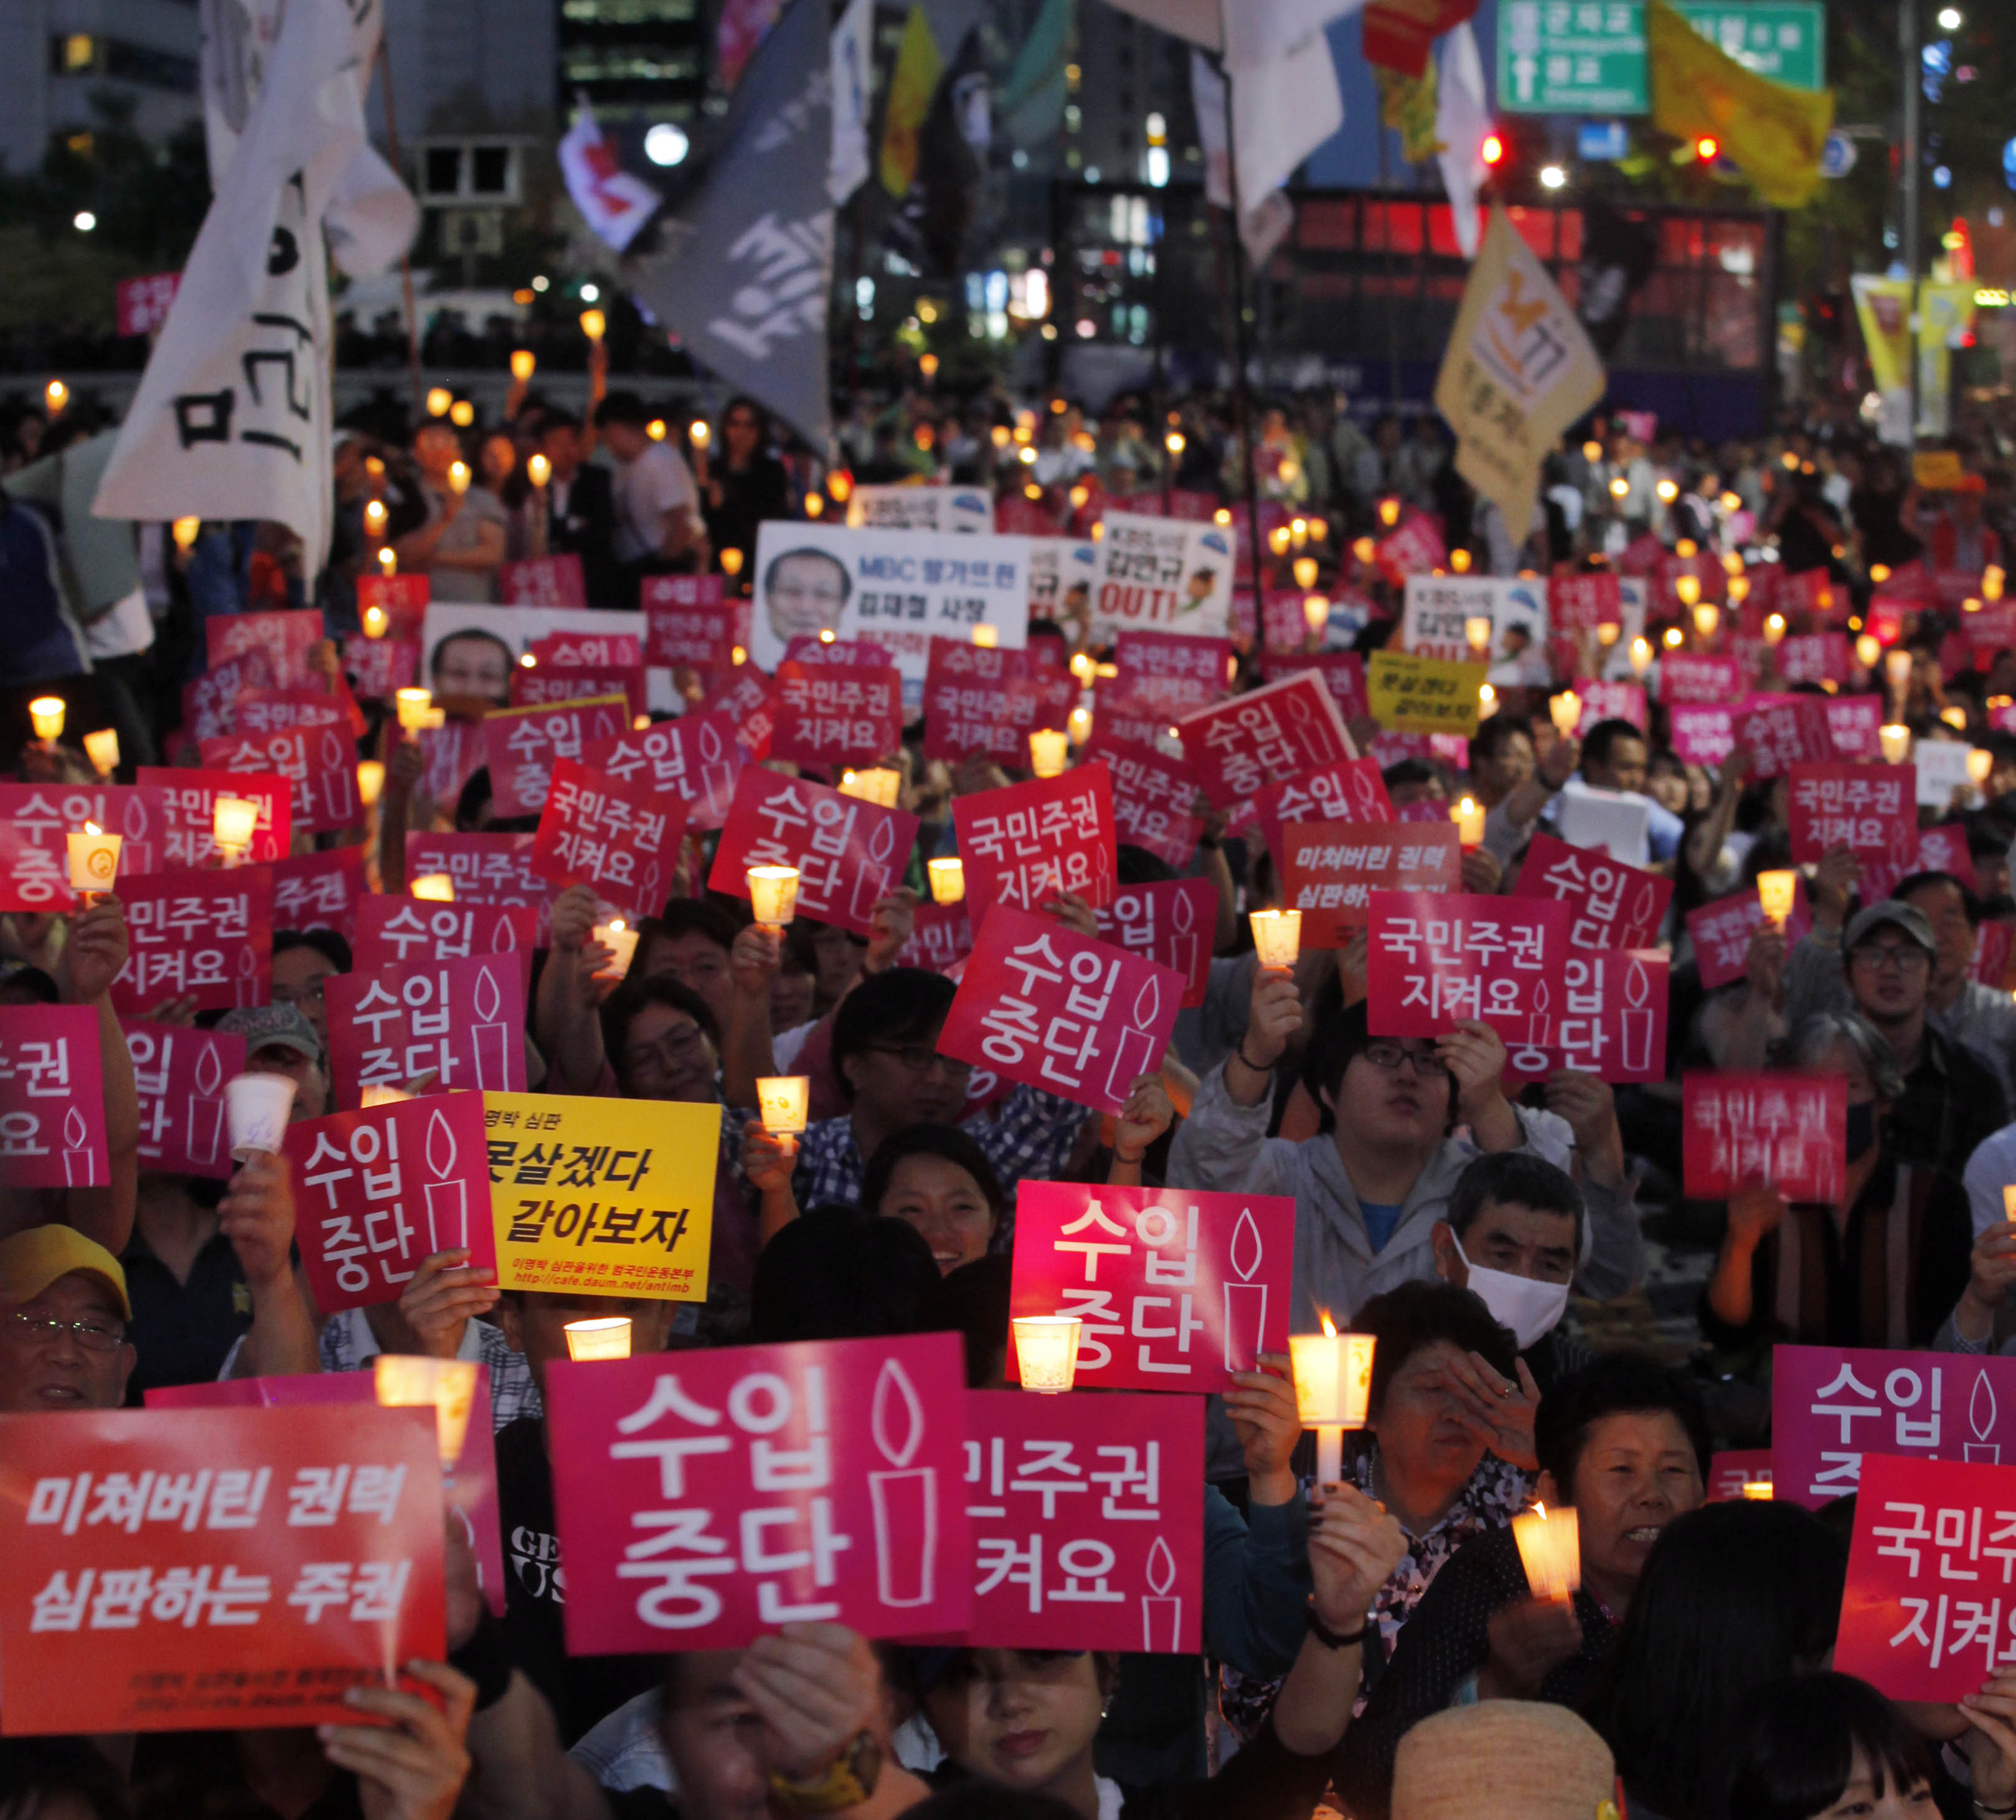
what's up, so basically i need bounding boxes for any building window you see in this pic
[54,34,96,72]
[52,35,198,91]
[562,45,699,83]
[561,0,697,19]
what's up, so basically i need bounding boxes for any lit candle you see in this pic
[1289,1317,1375,1484]
[1741,1479,1775,1501]
[212,796,259,860]
[1879,724,1911,765]
[578,308,606,341]
[1450,548,1473,574]
[448,460,471,496]
[1609,476,1631,501]
[1664,626,1685,650]
[364,498,387,539]
[1970,748,1994,787]
[839,768,902,808]
[1249,908,1302,971]
[1885,649,1913,694]
[1692,603,1719,638]
[1068,704,1091,744]
[45,379,67,413]
[928,857,966,904]
[374,1354,478,1466]
[720,547,745,577]
[690,419,710,449]
[1512,1501,1581,1600]
[755,1075,810,1158]
[1029,728,1069,777]
[2002,1184,2016,1224]
[1465,615,1493,657]
[971,622,999,648]
[1378,496,1400,527]
[1855,633,1882,669]
[396,687,433,730]
[411,873,456,902]
[1987,564,2007,604]
[1870,563,1892,585]
[66,823,121,893]
[1453,796,1486,846]
[378,547,398,576]
[748,865,800,927]
[1012,1315,1083,1393]
[1628,636,1654,676]
[1756,870,1797,925]
[595,918,639,978]
[1302,594,1329,636]
[362,601,389,639]
[1548,692,1582,738]
[1293,556,1319,590]
[1763,613,1786,644]
[1477,682,1497,719]
[1943,705,1969,732]
[527,451,551,489]
[564,1317,631,1362]
[426,386,453,417]
[1728,574,1751,605]
[82,728,119,775]
[28,697,64,742]
[1596,622,1620,647]
[511,349,536,382]
[1353,535,1377,565]
[172,516,201,551]
[1675,572,1702,608]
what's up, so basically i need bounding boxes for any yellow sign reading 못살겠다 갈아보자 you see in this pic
[1368,651,1491,737]
[484,1092,720,1301]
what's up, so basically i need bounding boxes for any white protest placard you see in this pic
[1915,738,1979,809]
[1555,785,1653,867]
[1089,510,1236,646]
[1401,575,1550,683]
[847,483,993,534]
[1029,537,1100,641]
[420,606,680,714]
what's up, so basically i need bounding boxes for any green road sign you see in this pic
[1496,0,1825,116]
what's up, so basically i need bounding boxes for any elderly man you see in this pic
[216,1002,329,1121]
[0,1224,137,1412]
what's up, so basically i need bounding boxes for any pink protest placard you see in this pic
[0,1004,110,1187]
[954,766,1119,915]
[1552,573,1623,633]
[0,783,171,912]
[111,865,274,1015]
[1093,878,1217,1009]
[1977,922,2014,989]
[1083,692,1173,762]
[500,555,587,608]
[1778,634,1853,686]
[939,906,1182,1116]
[199,726,360,834]
[286,1093,494,1312]
[781,637,895,671]
[1284,823,1462,947]
[1659,655,1745,705]
[1824,694,1885,760]
[352,897,537,978]
[343,636,420,701]
[1365,890,1573,1039]
[1374,513,1444,583]
[583,709,746,833]
[643,575,740,670]
[543,1332,971,1654]
[204,610,324,687]
[116,270,180,336]
[184,658,265,740]
[481,695,632,819]
[1571,680,1647,735]
[1667,704,1736,767]
[1736,695,1837,780]
[1782,568,1844,617]
[963,1389,1205,1652]
[1861,825,1979,905]
[324,956,528,1110]
[1686,880,1814,991]
[708,666,777,760]
[511,666,646,719]
[136,768,291,870]
[1681,1072,1846,1202]
[355,573,431,637]
[1177,672,1354,824]
[1254,758,1397,869]
[233,687,356,737]
[531,629,643,671]
[894,901,976,973]
[708,769,920,938]
[921,639,1078,766]
[1114,629,1230,715]
[1264,652,1371,724]
[1706,1450,1774,1502]
[1788,763,1918,864]
[120,1019,243,1180]
[527,759,686,919]
[1512,832,1673,951]
[270,846,365,945]
[1106,748,1202,873]
[769,662,905,770]
[404,832,567,943]
[1009,1183,1293,1392]
[1835,1455,2016,1701]
[1501,950,1669,1084]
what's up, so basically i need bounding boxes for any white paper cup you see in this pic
[225,1073,297,1159]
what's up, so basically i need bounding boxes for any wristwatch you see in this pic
[770,1728,883,1814]
[1306,1602,1371,1650]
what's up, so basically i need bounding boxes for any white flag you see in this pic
[1434,21,1491,260]
[560,101,662,253]
[829,0,873,204]
[93,0,374,573]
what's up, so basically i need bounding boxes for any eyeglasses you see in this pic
[1851,944,1931,974]
[624,1025,711,1073]
[271,979,326,1006]
[6,1311,126,1353]
[1360,1041,1451,1079]
[866,1044,973,1081]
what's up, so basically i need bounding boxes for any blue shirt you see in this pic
[1361,1199,1405,1252]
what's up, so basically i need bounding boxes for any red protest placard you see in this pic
[1706,1450,1774,1502]
[270,846,366,946]
[499,554,587,608]
[1736,694,1837,780]
[542,1332,971,1654]
[111,865,274,1015]
[0,1004,110,1187]
[1009,1182,1294,1393]
[199,726,360,834]
[1264,652,1371,724]
[353,897,537,978]
[116,270,180,336]
[1659,655,1745,705]
[184,658,265,741]
[1835,1454,2016,1702]
[136,767,292,869]
[233,687,356,737]
[895,901,976,973]
[0,1403,443,1735]
[1977,922,2014,989]
[325,956,529,1110]
[1501,949,1669,1084]
[921,639,1077,765]
[583,709,746,833]
[1114,629,1230,715]
[1374,513,1444,583]
[120,1018,244,1180]
[343,635,420,701]
[1825,694,1885,760]
[1552,572,1623,633]
[709,768,920,937]
[954,766,1119,915]
[527,759,686,918]
[1512,832,1673,951]
[1106,748,1202,872]
[939,906,1182,1116]
[531,629,643,670]
[0,783,171,912]
[1285,823,1462,947]
[511,665,646,719]
[963,1389,1205,1653]
[643,574,740,669]
[1572,680,1647,735]
[1778,634,1853,687]
[355,573,431,638]
[1781,568,1844,617]
[1178,672,1354,816]
[205,610,324,687]
[1093,878,1217,1009]
[1788,763,1918,864]
[286,1093,494,1312]
[1667,704,1735,768]
[1366,891,1572,1038]
[1861,825,1979,905]
[481,695,632,819]
[1681,1072,1847,1202]
[782,637,895,670]
[709,665,778,760]
[770,662,905,770]
[1083,692,1174,761]
[403,832,571,943]
[1686,880,1814,991]
[1255,760,1398,870]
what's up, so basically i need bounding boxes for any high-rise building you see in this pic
[379,0,557,135]
[0,0,202,174]
[555,0,705,136]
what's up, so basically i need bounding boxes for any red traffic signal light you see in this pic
[1481,131,1507,166]
[1695,135,1720,162]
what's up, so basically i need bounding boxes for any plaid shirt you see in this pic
[318,1309,543,1430]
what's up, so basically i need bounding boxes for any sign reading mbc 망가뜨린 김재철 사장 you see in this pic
[1496,0,1824,113]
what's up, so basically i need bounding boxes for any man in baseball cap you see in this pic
[217,1001,329,1121]
[0,1225,134,1412]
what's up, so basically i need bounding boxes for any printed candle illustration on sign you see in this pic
[869,1357,935,1610]
[1223,1207,1269,1374]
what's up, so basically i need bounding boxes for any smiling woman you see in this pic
[860,1126,1006,1275]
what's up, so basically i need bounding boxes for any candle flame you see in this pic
[84,823,100,836]
[1319,1309,1337,1338]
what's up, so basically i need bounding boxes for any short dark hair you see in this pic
[540,411,583,436]
[1115,843,1179,886]
[600,976,720,1092]
[1380,758,1437,791]
[748,1207,942,1342]
[453,765,492,832]
[1301,1001,1458,1126]
[1894,869,1984,927]
[860,1124,1006,1235]
[921,1253,1014,1389]
[639,900,742,964]
[593,390,651,429]
[1469,714,1536,772]
[1725,1674,1934,1820]
[1533,1349,1712,1491]
[1352,1280,1518,1419]
[831,968,956,1103]
[761,545,852,608]
[0,960,61,1004]
[1444,1153,1584,1253]
[273,928,352,973]
[1581,718,1647,770]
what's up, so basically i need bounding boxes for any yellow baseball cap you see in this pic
[0,1225,131,1322]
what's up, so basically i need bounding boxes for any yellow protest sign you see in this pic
[1913,451,1966,491]
[484,1093,720,1301]
[1367,651,1489,737]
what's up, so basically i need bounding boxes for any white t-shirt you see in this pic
[611,443,700,565]
[83,584,155,660]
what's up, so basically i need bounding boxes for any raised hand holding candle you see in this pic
[564,1317,631,1361]
[1289,1319,1374,1485]
[1548,692,1581,738]
[748,865,800,927]
[67,824,121,894]
[755,1075,810,1158]
[28,697,64,742]
[1012,1315,1083,1393]
[374,1354,478,1466]
[395,687,433,730]
[1250,908,1301,971]
[1756,870,1797,926]
[928,857,966,904]
[595,918,639,979]
[1029,728,1069,777]
[1879,724,1911,765]
[1453,795,1486,846]
[1512,1501,1581,1601]
[82,728,118,775]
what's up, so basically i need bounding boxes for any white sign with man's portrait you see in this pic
[420,605,681,713]
[1401,575,1551,685]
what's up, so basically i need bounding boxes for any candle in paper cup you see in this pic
[1885,649,1913,692]
[1764,613,1786,644]
[411,873,456,902]
[595,918,639,978]
[360,1084,412,1108]
[1289,1318,1375,1484]
[1302,594,1329,636]
[928,857,966,904]
[2002,1184,2016,1224]
[1249,908,1301,971]
[172,516,201,550]
[1453,796,1486,846]
[1477,683,1497,720]
[1465,615,1492,656]
[1879,724,1911,765]
[396,687,433,730]
[374,1354,478,1466]
[448,461,471,496]
[578,308,606,341]
[28,697,64,742]
[756,1075,809,1158]
[361,600,389,638]
[511,348,536,381]
[377,547,398,576]
[969,622,998,648]
[1029,728,1069,777]
[1597,622,1620,648]
[1628,636,1654,676]
[1855,633,1881,669]
[564,1317,631,1361]
[66,824,121,892]
[357,760,385,806]
[1692,603,1719,638]
[212,796,259,857]
[839,767,902,808]
[527,452,550,489]
[82,728,118,775]
[1943,705,1969,732]
[1012,1315,1082,1393]
[1548,692,1582,738]
[224,1073,296,1159]
[1728,574,1751,605]
[1756,870,1797,926]
[1675,573,1702,608]
[1294,556,1319,591]
[1512,1501,1581,1600]
[747,865,800,927]
[1741,1479,1775,1501]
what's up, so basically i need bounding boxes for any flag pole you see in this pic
[1219,62,1268,634]
[374,40,427,423]
[1900,0,1921,439]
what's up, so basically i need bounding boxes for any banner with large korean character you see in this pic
[1788,764,1918,865]
[1106,748,1202,873]
[543,1332,969,1652]
[1512,832,1673,951]
[921,639,1076,765]
[1658,655,1745,705]
[895,902,975,973]
[1009,1183,1293,1393]
[1366,892,1572,1039]
[1113,629,1231,717]
[1860,825,1979,907]
[1667,704,1736,768]
[403,833,563,940]
[768,661,905,770]
[1681,1072,1846,1202]
[0,1004,110,1188]
[511,664,646,719]
[186,658,262,740]
[1084,693,1177,763]
[939,907,1182,1116]
[642,574,738,670]
[1087,511,1235,646]
[111,867,274,1015]
[1093,879,1217,1009]
[954,767,1118,915]
[748,522,1032,687]
[137,768,291,869]
[1778,633,1853,687]
[964,1389,1205,1652]
[353,896,536,986]
[1736,694,1838,780]
[499,554,588,608]
[344,636,420,701]
[1365,652,1489,738]
[199,726,361,835]
[1400,575,1548,675]
[1571,680,1647,735]
[1824,694,1885,760]
[1177,671,1355,826]
[708,770,920,938]
[0,1403,443,1735]
[204,609,324,689]
[481,695,632,820]
[325,956,529,1110]
[120,1019,243,1181]
[1551,573,1622,635]
[271,847,365,945]
[0,783,169,911]
[583,709,746,832]
[1501,950,1669,1084]
[234,686,359,738]
[1686,880,1815,991]
[484,1092,718,1302]
[527,760,685,920]
[1286,823,1462,947]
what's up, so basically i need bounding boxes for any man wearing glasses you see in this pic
[0,1224,137,1412]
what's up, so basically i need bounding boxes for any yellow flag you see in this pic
[1647,0,1834,210]
[1850,275,1913,395]
[878,2,943,197]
